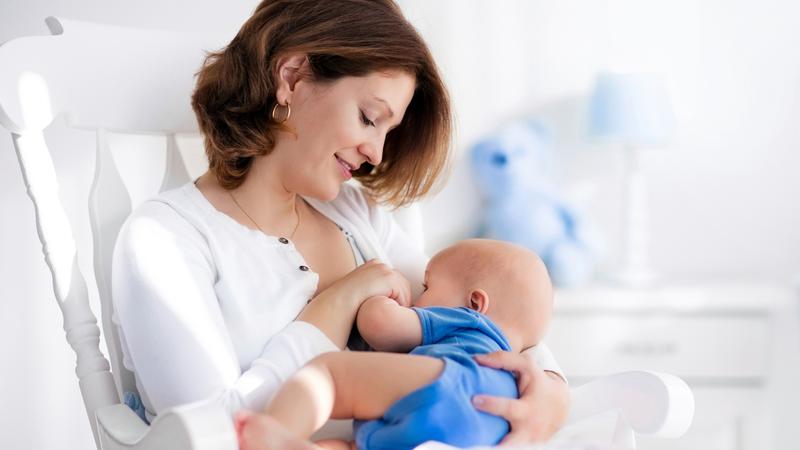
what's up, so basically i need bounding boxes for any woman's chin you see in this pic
[304,183,341,203]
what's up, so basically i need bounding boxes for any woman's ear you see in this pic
[469,289,490,314]
[274,53,308,104]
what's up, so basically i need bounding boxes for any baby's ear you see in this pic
[469,289,490,314]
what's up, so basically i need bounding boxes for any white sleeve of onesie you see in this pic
[112,202,338,421]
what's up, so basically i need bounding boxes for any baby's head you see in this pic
[414,239,553,353]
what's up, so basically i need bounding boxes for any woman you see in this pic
[112,0,569,445]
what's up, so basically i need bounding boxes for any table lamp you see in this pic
[587,72,676,285]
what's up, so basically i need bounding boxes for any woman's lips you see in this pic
[335,155,353,180]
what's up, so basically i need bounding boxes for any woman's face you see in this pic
[273,67,416,201]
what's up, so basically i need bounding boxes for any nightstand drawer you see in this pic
[545,315,769,379]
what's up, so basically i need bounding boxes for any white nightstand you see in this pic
[545,282,796,450]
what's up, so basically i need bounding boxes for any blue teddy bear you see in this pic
[470,119,598,287]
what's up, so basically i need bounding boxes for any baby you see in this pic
[237,239,554,450]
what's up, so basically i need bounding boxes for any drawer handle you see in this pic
[616,341,678,356]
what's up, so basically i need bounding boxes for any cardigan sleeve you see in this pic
[112,201,338,421]
[523,343,567,383]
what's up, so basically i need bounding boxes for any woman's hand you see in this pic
[296,259,411,349]
[472,351,570,445]
[333,258,412,307]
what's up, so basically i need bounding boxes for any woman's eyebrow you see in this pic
[372,96,395,118]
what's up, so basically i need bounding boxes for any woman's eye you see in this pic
[360,111,376,128]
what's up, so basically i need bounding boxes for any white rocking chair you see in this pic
[0,17,694,450]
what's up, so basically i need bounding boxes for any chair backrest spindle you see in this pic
[12,129,119,449]
[89,128,135,400]
[160,133,192,192]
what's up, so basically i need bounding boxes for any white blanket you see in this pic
[416,443,626,450]
[315,412,629,450]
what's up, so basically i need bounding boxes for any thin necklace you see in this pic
[228,190,301,240]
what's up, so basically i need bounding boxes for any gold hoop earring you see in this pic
[271,102,291,123]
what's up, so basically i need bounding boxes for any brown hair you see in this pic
[191,0,452,207]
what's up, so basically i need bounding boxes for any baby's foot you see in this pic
[235,410,317,450]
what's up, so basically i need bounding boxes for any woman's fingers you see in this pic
[345,259,413,307]
[472,350,566,444]
[475,350,536,374]
[475,352,532,390]
[395,271,413,307]
[368,261,411,306]
[472,394,525,422]
[471,395,540,445]
[499,428,534,446]
[472,394,546,445]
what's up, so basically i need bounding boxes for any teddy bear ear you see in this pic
[469,138,509,197]
[469,139,493,165]
[472,139,512,170]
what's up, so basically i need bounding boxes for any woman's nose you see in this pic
[359,140,384,166]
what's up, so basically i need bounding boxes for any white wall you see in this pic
[405,0,800,282]
[1,1,798,449]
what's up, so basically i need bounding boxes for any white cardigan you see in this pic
[111,181,563,423]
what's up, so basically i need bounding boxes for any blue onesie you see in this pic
[353,306,519,450]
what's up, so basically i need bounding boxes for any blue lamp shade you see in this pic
[587,72,676,147]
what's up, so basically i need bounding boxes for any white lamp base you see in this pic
[610,265,659,287]
[613,145,658,287]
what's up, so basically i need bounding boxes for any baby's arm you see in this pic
[356,296,422,353]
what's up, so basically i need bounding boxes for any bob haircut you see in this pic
[191,0,452,207]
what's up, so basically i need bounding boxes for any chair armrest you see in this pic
[96,399,237,450]
[567,371,694,439]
